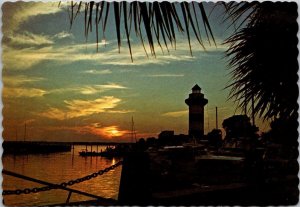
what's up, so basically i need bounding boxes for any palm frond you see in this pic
[224,2,298,120]
[66,1,216,58]
[114,2,121,53]
[180,2,192,56]
[123,2,133,62]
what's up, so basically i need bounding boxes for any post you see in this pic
[215,107,218,129]
[66,191,72,203]
[118,152,151,205]
[207,107,210,132]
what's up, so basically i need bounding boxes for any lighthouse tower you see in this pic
[185,84,208,138]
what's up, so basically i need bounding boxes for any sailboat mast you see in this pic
[131,116,137,143]
[131,117,133,143]
[215,107,218,129]
[206,106,210,133]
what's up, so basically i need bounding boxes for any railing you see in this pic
[3,160,122,205]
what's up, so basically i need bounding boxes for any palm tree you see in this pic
[66,1,298,122]
[225,2,298,121]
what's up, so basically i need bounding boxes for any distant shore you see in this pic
[3,140,131,145]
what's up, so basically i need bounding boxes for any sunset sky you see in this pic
[2,2,270,142]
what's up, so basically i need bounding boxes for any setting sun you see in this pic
[100,126,127,138]
[110,129,119,136]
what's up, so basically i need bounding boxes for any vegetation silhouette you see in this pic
[224,2,298,155]
[222,115,258,140]
[225,2,298,121]
[65,1,215,60]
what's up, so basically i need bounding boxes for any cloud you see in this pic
[65,97,120,117]
[94,125,129,138]
[2,1,63,36]
[76,84,127,95]
[39,96,128,120]
[3,30,228,71]
[5,30,74,49]
[2,41,194,70]
[3,2,228,70]
[45,124,130,139]
[3,75,45,86]
[48,83,127,95]
[8,32,53,47]
[97,83,127,89]
[91,122,102,128]
[3,2,63,34]
[3,75,47,98]
[83,69,112,75]
[3,42,112,70]
[79,86,105,95]
[3,46,54,70]
[145,74,185,78]
[106,110,135,114]
[162,110,188,117]
[3,87,47,98]
[39,107,66,120]
[53,31,74,39]
[100,47,196,66]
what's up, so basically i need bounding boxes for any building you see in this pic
[185,84,208,138]
[158,131,189,146]
[158,131,175,139]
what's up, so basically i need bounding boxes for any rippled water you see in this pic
[3,145,122,206]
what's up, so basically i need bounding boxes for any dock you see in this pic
[3,141,72,155]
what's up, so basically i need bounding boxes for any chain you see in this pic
[3,160,123,196]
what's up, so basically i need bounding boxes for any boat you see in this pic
[79,117,137,157]
[79,150,102,156]
[79,145,126,157]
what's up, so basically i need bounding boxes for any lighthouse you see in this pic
[185,84,208,138]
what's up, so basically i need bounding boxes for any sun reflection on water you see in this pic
[3,145,122,206]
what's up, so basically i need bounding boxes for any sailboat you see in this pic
[131,116,137,143]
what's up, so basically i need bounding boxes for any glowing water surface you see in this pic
[3,145,122,206]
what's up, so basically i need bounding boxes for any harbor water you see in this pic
[3,145,122,206]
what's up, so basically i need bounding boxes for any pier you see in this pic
[3,141,72,155]
[2,141,131,155]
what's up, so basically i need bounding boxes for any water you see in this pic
[2,145,122,206]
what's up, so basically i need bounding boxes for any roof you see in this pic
[192,84,201,90]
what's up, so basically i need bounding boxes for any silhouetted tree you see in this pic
[222,115,258,139]
[225,2,298,120]
[207,129,222,148]
[136,138,147,150]
[263,118,298,159]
